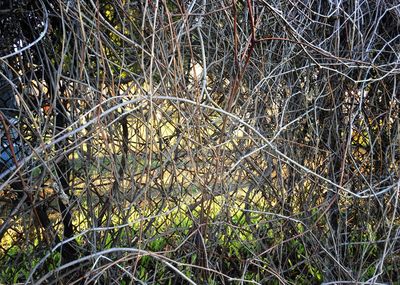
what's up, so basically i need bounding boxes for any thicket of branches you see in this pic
[0,0,399,284]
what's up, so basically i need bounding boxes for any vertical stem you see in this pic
[55,86,76,261]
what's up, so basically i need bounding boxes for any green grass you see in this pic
[3,187,396,284]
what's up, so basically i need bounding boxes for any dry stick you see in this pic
[241,204,355,281]
[0,115,57,247]
[223,0,257,123]
[26,206,179,283]
[30,247,197,285]
[367,180,400,284]
[0,193,27,240]
[9,94,390,199]
[34,245,262,284]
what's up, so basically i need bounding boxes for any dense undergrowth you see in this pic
[1,0,399,284]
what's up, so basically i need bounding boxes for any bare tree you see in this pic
[0,0,399,284]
